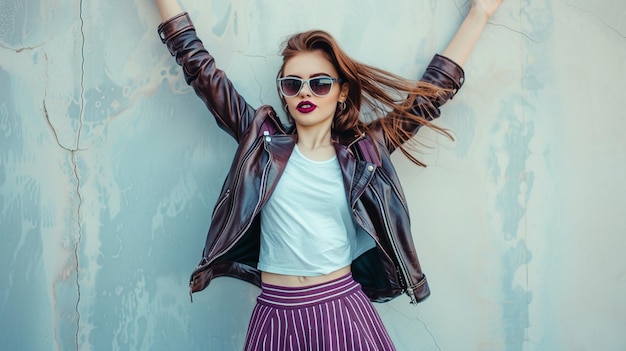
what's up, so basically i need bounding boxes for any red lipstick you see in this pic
[296,100,317,113]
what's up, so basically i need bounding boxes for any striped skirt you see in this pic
[243,273,396,351]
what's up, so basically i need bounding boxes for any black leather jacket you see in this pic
[158,13,465,304]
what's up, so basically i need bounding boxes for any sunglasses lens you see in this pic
[280,79,302,97]
[279,77,336,97]
[309,78,333,96]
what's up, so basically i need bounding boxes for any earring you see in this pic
[338,101,347,111]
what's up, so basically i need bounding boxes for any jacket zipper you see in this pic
[346,136,417,304]
[351,210,394,265]
[190,134,272,299]
[250,132,273,217]
[205,135,263,258]
[368,183,418,304]
[211,137,272,257]
[210,189,231,221]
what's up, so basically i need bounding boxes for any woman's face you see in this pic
[280,50,348,130]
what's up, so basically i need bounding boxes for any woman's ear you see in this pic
[338,82,349,102]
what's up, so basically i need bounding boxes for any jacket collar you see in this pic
[263,132,374,208]
[333,138,377,207]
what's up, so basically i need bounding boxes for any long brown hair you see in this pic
[277,30,453,166]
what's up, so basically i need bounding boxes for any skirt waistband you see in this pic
[257,273,360,309]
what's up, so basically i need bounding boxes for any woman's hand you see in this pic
[441,0,505,66]
[470,0,504,21]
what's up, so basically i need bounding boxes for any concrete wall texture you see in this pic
[1,0,625,350]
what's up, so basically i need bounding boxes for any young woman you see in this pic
[155,0,503,349]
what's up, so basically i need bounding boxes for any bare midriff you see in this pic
[261,265,351,287]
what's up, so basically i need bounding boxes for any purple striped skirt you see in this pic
[243,273,396,351]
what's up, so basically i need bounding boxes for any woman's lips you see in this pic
[296,101,317,113]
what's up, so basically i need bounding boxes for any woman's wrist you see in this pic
[468,2,499,23]
[440,6,490,66]
[466,6,491,27]
[155,0,184,22]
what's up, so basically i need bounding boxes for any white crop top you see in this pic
[258,145,372,276]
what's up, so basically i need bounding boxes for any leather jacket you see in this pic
[158,13,465,304]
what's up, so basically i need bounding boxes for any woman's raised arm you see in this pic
[441,0,504,67]
[154,0,258,141]
[155,0,184,22]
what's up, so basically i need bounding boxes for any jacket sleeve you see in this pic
[413,54,465,119]
[378,54,465,152]
[157,12,255,142]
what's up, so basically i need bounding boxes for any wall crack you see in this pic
[72,0,86,349]
[39,3,86,344]
[417,316,442,351]
[38,2,88,346]
[565,0,625,38]
[0,43,44,53]
[451,0,540,43]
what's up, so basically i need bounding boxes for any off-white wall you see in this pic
[1,1,624,350]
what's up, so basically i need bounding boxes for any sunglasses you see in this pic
[277,76,342,97]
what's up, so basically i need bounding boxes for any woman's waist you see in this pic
[260,265,351,288]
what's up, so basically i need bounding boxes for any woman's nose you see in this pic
[299,82,312,97]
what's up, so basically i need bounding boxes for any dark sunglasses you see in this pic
[277,76,342,97]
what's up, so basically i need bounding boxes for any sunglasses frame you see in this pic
[277,76,342,97]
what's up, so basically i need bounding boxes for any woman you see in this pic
[155,0,503,349]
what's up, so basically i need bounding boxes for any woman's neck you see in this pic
[295,122,333,147]
[295,125,335,161]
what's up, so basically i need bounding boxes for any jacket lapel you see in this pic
[262,134,297,197]
[262,133,375,208]
[334,142,376,208]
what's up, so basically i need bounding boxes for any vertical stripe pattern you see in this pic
[244,273,396,351]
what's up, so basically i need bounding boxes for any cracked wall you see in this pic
[1,0,625,350]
